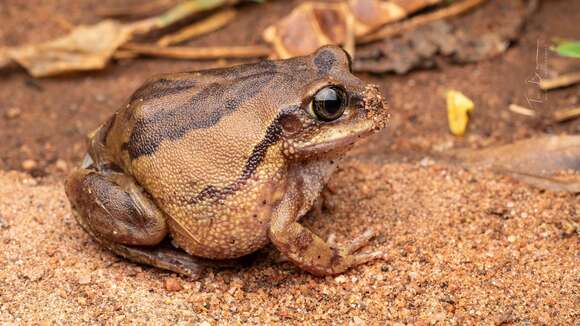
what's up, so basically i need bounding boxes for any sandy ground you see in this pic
[0,160,577,324]
[2,0,580,175]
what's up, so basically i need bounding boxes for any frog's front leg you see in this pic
[65,167,205,277]
[268,177,387,276]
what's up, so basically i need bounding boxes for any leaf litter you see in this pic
[0,0,246,77]
[354,0,535,74]
[449,135,580,193]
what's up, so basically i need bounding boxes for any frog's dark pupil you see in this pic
[313,86,346,121]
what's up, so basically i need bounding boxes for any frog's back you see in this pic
[102,63,283,195]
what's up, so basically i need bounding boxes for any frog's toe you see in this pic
[343,228,378,254]
[340,229,387,268]
[350,250,389,267]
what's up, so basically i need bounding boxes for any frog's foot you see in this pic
[65,168,205,278]
[269,179,387,276]
[270,222,387,276]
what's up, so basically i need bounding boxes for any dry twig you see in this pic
[553,106,580,123]
[509,104,537,117]
[539,71,580,90]
[121,43,271,59]
[157,9,237,46]
[96,0,175,18]
[359,0,488,44]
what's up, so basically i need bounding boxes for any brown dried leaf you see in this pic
[1,0,237,77]
[452,135,580,175]
[505,172,580,193]
[354,0,528,74]
[450,135,580,192]
[263,0,444,59]
[4,20,134,77]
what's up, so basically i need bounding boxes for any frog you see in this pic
[65,45,389,277]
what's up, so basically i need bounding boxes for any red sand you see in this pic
[1,161,577,324]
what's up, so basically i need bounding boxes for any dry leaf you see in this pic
[263,0,444,59]
[354,0,528,74]
[446,90,474,137]
[452,135,580,175]
[4,20,134,77]
[359,0,487,43]
[450,135,580,192]
[1,0,239,77]
[505,172,580,193]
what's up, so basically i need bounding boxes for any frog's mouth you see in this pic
[293,119,377,158]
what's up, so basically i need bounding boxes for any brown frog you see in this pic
[65,45,389,277]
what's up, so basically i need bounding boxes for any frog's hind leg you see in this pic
[65,167,205,277]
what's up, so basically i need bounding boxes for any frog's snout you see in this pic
[362,84,389,131]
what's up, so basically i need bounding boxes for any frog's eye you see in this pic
[308,86,347,122]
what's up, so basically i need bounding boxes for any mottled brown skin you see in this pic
[65,46,389,277]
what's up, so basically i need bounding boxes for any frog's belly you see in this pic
[167,214,271,259]
[163,177,286,260]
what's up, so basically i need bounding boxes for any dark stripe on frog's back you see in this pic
[181,118,283,205]
[126,60,279,159]
[130,76,198,102]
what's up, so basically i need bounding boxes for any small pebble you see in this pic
[55,159,68,172]
[0,215,7,229]
[334,275,347,284]
[4,107,21,119]
[78,274,91,285]
[419,157,435,167]
[352,316,365,325]
[165,277,183,292]
[22,267,45,281]
[57,288,68,298]
[21,159,38,171]
[95,94,106,102]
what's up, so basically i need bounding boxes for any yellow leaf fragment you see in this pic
[446,90,474,136]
